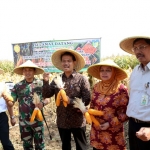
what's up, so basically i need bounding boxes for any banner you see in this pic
[12,38,101,72]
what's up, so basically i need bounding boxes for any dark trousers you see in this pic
[58,126,87,150]
[128,117,150,150]
[0,112,14,150]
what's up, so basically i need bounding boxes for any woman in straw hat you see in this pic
[42,49,91,150]
[120,35,150,149]
[87,59,129,150]
[6,60,46,150]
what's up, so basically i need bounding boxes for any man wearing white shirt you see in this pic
[0,78,16,149]
[120,35,150,150]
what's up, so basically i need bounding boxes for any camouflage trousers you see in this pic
[19,124,45,150]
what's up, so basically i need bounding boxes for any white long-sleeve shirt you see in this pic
[127,62,150,121]
[0,82,14,113]
[0,97,7,113]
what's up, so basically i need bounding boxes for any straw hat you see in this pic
[0,68,4,74]
[119,35,150,54]
[13,60,44,75]
[87,59,127,80]
[51,48,85,71]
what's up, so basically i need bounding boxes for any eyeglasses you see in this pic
[132,45,149,52]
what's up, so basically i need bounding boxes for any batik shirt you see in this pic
[43,71,91,128]
[11,78,43,126]
[90,82,129,150]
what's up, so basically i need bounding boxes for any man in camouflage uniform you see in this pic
[10,60,46,150]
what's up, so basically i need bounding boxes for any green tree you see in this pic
[102,55,139,69]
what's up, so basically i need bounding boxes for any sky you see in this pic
[0,0,150,61]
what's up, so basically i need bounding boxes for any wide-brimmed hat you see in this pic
[13,60,44,75]
[0,68,4,74]
[119,35,150,54]
[51,48,85,71]
[87,59,127,80]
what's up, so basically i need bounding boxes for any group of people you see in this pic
[1,34,150,150]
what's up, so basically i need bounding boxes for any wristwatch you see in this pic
[10,115,15,119]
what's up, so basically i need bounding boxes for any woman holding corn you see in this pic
[42,49,91,150]
[87,59,129,150]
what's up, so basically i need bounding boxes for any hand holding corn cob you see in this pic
[0,82,14,107]
[73,98,104,126]
[54,74,69,107]
[30,92,43,123]
[73,97,87,113]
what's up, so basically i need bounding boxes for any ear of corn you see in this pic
[90,115,100,126]
[88,109,104,116]
[56,89,68,107]
[53,74,68,107]
[60,89,68,102]
[56,91,61,106]
[2,91,14,107]
[84,112,92,124]
[63,101,67,107]
[30,108,38,122]
[30,108,44,122]
[36,109,43,121]
[2,91,14,101]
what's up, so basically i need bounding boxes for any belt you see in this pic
[130,117,150,124]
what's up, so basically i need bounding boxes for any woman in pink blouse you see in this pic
[87,59,129,150]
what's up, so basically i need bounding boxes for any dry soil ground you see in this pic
[0,102,129,150]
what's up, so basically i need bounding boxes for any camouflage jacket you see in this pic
[11,78,43,126]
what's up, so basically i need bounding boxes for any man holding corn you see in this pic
[42,49,91,150]
[7,60,46,150]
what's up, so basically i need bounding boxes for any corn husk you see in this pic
[33,92,40,104]
[73,97,87,113]
[33,79,43,88]
[53,74,65,89]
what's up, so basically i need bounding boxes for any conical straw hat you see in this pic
[87,59,127,80]
[13,60,44,75]
[51,48,85,71]
[119,35,150,54]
